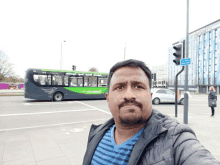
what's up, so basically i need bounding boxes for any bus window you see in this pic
[78,77,83,86]
[33,74,48,86]
[46,75,51,85]
[98,78,107,87]
[91,77,97,87]
[70,77,83,87]
[84,76,97,87]
[70,77,77,87]
[64,76,68,86]
[52,75,63,86]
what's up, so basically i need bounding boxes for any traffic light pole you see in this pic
[184,0,189,124]
[175,66,184,117]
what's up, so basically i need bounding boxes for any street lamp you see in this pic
[124,43,126,61]
[60,40,66,70]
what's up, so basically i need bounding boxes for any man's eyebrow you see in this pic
[132,81,144,84]
[112,82,126,86]
[113,81,146,86]
[131,81,147,85]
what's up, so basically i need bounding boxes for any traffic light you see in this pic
[173,43,183,65]
[72,65,76,71]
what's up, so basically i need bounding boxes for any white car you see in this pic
[151,88,184,105]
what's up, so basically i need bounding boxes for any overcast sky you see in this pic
[0,0,220,78]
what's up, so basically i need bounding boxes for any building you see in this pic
[168,19,220,94]
[150,64,168,88]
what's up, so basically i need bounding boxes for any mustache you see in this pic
[118,100,143,109]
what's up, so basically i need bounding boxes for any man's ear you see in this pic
[105,92,109,103]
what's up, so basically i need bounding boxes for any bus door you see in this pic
[69,76,83,87]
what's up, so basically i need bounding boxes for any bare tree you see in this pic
[0,50,14,82]
[89,67,98,72]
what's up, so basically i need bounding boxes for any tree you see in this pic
[89,67,98,72]
[0,50,14,82]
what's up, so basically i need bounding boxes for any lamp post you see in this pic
[124,43,126,61]
[184,0,189,124]
[60,40,66,70]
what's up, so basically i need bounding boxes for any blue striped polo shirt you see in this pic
[90,124,144,165]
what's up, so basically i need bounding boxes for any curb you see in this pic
[0,93,24,96]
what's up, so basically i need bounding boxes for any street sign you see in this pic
[180,58,191,66]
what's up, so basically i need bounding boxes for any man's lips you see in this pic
[119,103,142,109]
[122,104,138,107]
[120,104,137,112]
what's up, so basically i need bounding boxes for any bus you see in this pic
[24,68,108,101]
[152,80,167,88]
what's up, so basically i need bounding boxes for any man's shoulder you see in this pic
[88,118,114,135]
[151,109,178,128]
[151,109,195,136]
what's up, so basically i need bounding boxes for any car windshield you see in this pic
[166,89,174,95]
[151,88,157,92]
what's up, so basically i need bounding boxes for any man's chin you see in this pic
[119,116,144,126]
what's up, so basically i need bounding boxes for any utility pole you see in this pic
[173,42,184,117]
[60,40,66,70]
[124,43,126,61]
[175,66,184,117]
[184,0,189,124]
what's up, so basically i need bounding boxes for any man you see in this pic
[83,59,220,165]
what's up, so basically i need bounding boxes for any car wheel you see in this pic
[153,98,160,105]
[53,92,63,101]
[180,98,184,105]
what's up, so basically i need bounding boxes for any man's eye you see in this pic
[116,86,124,90]
[135,85,143,89]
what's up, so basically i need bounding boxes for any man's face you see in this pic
[105,66,152,127]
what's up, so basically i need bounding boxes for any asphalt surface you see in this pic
[0,94,219,164]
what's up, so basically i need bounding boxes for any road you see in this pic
[0,95,219,164]
[0,95,213,131]
[0,98,111,131]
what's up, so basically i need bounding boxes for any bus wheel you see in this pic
[53,92,63,101]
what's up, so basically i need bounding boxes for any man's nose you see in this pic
[123,86,136,100]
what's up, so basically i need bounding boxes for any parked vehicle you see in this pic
[151,88,184,105]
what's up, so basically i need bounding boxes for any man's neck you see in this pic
[114,123,145,145]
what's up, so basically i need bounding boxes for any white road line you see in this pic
[189,104,209,106]
[23,102,74,105]
[76,101,111,115]
[0,109,96,117]
[0,118,109,132]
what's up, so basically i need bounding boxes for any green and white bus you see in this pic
[24,68,108,101]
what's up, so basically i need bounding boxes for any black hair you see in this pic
[107,59,152,91]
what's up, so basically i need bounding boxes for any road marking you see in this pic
[23,102,74,105]
[76,101,111,115]
[167,113,194,116]
[0,109,96,117]
[0,118,109,132]
[189,104,209,106]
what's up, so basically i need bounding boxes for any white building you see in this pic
[150,64,168,88]
[168,19,220,94]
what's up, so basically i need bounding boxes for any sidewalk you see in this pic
[172,113,220,161]
[0,89,24,96]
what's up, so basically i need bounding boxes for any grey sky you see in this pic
[0,0,219,78]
